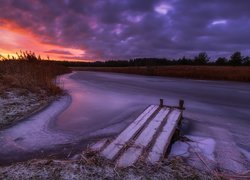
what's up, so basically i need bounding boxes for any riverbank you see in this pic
[0,53,70,129]
[0,149,216,179]
[0,89,216,179]
[2,148,249,179]
[72,66,250,82]
[0,88,58,129]
[1,71,249,179]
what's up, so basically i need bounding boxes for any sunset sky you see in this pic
[0,0,250,61]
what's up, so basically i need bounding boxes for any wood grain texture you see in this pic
[101,105,158,160]
[147,109,181,163]
[90,139,109,151]
[117,107,170,167]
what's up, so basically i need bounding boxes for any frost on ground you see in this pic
[0,150,215,180]
[0,88,55,129]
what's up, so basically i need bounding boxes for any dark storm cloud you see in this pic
[0,0,249,60]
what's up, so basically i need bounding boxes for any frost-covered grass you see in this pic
[0,144,249,179]
[0,88,56,129]
[0,150,216,180]
[0,52,70,128]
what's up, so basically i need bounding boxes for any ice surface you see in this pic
[0,96,71,153]
[170,141,189,157]
[186,135,216,161]
[0,71,249,172]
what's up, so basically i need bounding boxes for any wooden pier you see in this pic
[90,99,184,167]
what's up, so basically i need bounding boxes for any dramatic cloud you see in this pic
[44,50,73,55]
[0,0,249,61]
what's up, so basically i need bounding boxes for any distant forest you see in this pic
[61,51,250,67]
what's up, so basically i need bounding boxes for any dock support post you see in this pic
[179,99,184,109]
[160,99,164,107]
[178,99,184,124]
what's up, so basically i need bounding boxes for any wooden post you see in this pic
[160,99,164,107]
[179,99,184,121]
[179,99,184,109]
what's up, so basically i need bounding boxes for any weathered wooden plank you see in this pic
[101,105,158,160]
[117,107,170,167]
[147,109,181,163]
[90,139,109,151]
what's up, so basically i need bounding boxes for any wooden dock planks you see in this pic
[90,139,109,151]
[91,100,184,167]
[101,105,159,160]
[117,107,170,167]
[147,109,181,163]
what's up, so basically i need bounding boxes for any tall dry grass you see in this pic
[0,52,70,95]
[73,66,250,82]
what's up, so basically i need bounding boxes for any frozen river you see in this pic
[0,71,250,171]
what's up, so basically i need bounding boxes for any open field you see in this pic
[72,66,250,82]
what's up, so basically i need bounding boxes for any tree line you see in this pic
[60,51,250,67]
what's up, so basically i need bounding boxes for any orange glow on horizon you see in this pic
[0,19,90,62]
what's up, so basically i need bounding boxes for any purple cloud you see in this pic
[44,49,73,55]
[0,0,250,60]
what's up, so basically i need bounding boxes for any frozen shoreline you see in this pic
[170,134,250,173]
[0,71,249,174]
[0,89,55,129]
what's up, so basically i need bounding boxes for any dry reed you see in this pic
[73,66,250,82]
[0,52,70,95]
